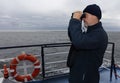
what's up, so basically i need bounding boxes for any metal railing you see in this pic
[0,42,116,81]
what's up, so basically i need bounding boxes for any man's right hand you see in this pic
[72,11,83,21]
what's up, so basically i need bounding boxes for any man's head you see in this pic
[82,4,102,27]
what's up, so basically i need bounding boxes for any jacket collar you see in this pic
[87,22,102,32]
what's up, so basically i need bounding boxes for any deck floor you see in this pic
[28,69,120,83]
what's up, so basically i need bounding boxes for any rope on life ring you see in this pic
[10,53,41,82]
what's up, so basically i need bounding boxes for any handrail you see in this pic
[0,42,71,50]
[0,42,114,49]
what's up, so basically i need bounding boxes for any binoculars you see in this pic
[71,13,86,20]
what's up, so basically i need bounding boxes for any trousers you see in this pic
[69,62,100,83]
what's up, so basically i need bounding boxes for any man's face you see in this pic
[83,12,98,27]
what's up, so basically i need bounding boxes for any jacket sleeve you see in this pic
[68,19,102,50]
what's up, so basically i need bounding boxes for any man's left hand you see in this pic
[73,11,83,21]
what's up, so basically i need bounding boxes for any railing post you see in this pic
[41,45,45,80]
[110,42,117,81]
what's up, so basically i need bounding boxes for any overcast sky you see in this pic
[0,0,120,31]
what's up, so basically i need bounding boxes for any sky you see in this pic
[0,0,120,31]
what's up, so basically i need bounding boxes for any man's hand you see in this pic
[73,11,83,21]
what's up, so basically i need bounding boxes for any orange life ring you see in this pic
[10,53,40,82]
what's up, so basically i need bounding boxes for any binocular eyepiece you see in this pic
[80,13,86,20]
[71,13,86,20]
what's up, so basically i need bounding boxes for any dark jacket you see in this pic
[67,18,108,68]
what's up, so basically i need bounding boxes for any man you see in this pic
[67,4,108,83]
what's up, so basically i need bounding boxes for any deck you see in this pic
[27,68,120,83]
